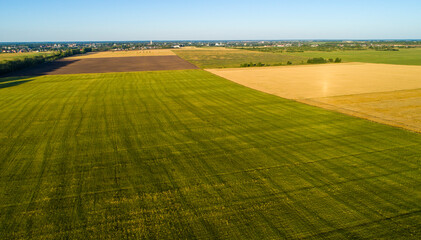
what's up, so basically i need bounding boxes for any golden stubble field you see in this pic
[208,63,421,132]
[67,49,176,59]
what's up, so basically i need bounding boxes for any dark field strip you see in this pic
[3,55,198,77]
[0,70,421,239]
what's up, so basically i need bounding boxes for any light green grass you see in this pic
[0,52,54,63]
[285,48,421,65]
[1,70,421,239]
[174,49,308,68]
[175,48,421,68]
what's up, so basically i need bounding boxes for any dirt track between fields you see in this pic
[208,63,421,133]
[5,56,199,76]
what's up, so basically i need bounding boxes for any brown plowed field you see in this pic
[5,55,199,76]
[67,49,176,59]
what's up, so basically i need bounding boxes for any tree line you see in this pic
[307,57,342,64]
[239,58,341,68]
[240,61,293,67]
[0,48,92,75]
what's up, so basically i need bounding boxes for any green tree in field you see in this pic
[82,47,92,53]
[307,57,327,64]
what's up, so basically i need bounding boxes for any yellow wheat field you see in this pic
[208,63,421,132]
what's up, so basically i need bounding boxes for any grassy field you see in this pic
[174,49,307,68]
[261,48,421,66]
[0,52,54,63]
[175,48,421,68]
[1,70,421,239]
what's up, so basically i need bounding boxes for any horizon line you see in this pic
[1,39,421,44]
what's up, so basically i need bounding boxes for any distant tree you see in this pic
[81,47,92,53]
[334,58,342,63]
[307,57,327,64]
[70,49,81,55]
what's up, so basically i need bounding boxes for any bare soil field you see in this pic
[67,49,176,59]
[208,63,421,132]
[5,56,198,76]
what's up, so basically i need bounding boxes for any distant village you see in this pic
[1,42,100,53]
[1,40,420,53]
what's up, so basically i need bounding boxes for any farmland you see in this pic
[303,88,421,133]
[208,63,421,133]
[174,48,308,68]
[284,48,421,66]
[5,55,198,76]
[0,52,54,63]
[1,70,421,239]
[175,47,421,68]
[67,49,176,59]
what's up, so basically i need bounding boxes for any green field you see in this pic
[285,48,421,65]
[174,49,308,68]
[175,48,421,68]
[0,52,54,63]
[1,70,421,239]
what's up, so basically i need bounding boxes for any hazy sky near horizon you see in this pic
[1,0,421,42]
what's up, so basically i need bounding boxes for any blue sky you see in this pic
[1,0,421,42]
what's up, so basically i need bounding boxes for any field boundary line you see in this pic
[299,98,421,133]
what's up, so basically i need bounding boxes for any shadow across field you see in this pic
[0,76,34,89]
[1,59,80,77]
[0,80,32,89]
[2,55,199,77]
